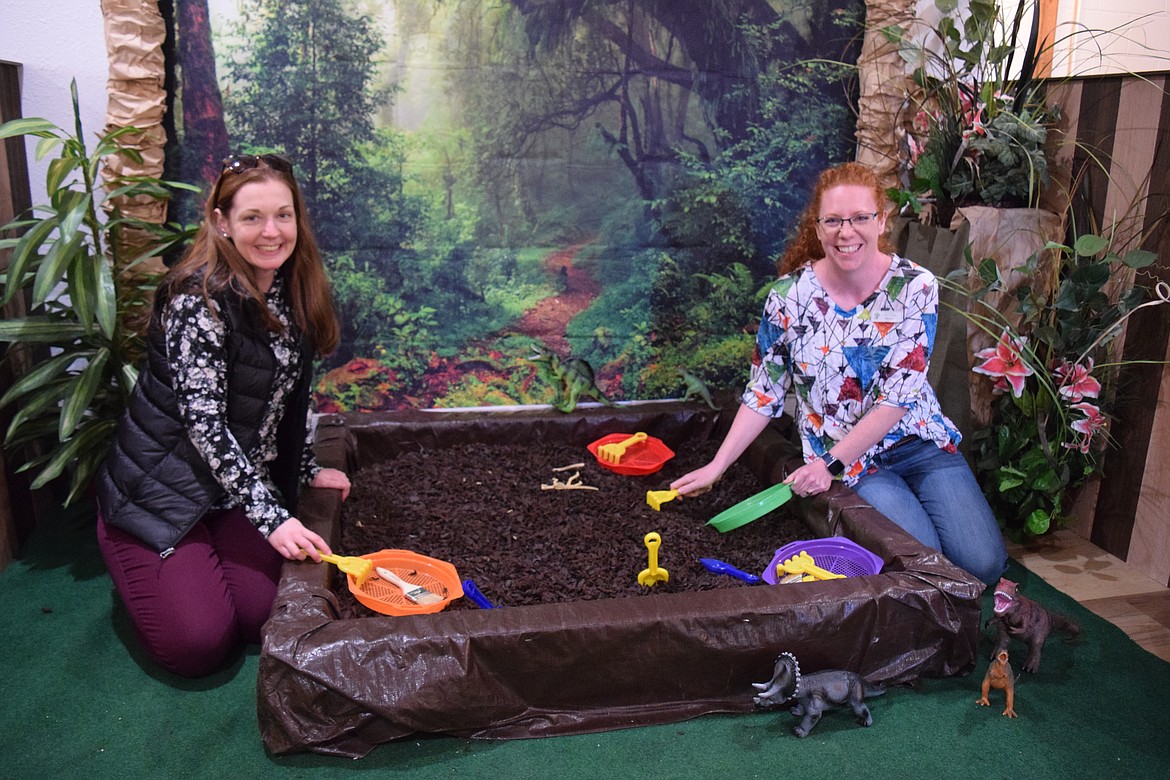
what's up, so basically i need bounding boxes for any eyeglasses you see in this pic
[816,212,879,230]
[221,153,294,175]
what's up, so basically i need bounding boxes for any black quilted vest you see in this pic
[95,288,313,554]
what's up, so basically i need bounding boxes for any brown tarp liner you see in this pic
[258,402,983,757]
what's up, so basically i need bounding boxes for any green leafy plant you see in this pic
[947,232,1166,539]
[884,0,1059,226]
[0,82,195,503]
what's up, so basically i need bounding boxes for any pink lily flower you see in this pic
[913,110,932,135]
[989,376,1012,396]
[1064,402,1107,453]
[1053,358,1101,402]
[973,331,1034,397]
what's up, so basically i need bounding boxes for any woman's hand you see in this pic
[268,517,331,561]
[784,460,833,498]
[670,462,725,498]
[671,404,772,499]
[311,467,351,501]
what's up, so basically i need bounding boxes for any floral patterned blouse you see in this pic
[742,253,961,486]
[164,277,319,537]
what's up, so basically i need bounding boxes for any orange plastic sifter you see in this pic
[340,549,464,616]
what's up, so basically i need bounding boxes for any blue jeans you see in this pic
[851,438,1007,587]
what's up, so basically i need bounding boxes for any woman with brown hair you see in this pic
[96,154,350,676]
[672,162,1006,587]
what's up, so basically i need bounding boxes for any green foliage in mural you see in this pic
[641,260,762,396]
[221,0,422,257]
[328,254,437,373]
[681,12,862,259]
[210,0,864,410]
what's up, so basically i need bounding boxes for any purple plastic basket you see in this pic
[762,536,884,583]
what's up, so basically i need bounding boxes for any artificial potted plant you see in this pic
[946,227,1166,539]
[0,82,194,505]
[882,0,1066,433]
[883,0,1059,227]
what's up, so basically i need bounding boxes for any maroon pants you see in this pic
[96,508,283,678]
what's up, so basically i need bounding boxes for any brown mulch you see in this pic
[336,438,805,616]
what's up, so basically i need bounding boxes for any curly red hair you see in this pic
[777,162,895,276]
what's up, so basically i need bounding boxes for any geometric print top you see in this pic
[163,276,319,537]
[741,254,961,486]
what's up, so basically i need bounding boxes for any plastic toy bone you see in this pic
[540,471,598,491]
[777,551,844,581]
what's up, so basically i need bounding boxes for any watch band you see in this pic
[819,451,845,477]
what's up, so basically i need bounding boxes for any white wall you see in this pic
[1052,0,1170,76]
[0,1,109,206]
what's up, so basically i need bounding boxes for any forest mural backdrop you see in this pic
[179,0,863,411]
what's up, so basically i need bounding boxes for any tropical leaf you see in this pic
[0,216,57,305]
[0,352,78,410]
[29,418,116,490]
[4,415,60,451]
[94,253,118,340]
[0,317,87,342]
[65,437,115,506]
[0,117,57,139]
[1122,249,1157,269]
[59,348,111,440]
[0,83,190,504]
[32,231,86,307]
[46,156,82,196]
[4,380,71,443]
[69,248,101,332]
[1073,233,1109,257]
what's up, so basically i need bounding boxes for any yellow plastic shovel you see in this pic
[318,552,375,586]
[637,532,669,586]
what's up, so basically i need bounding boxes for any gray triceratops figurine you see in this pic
[751,652,886,737]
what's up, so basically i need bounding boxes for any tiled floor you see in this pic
[1007,530,1170,663]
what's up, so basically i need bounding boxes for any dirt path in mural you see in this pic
[316,241,607,411]
[511,241,600,355]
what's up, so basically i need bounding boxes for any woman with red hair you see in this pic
[673,162,1006,587]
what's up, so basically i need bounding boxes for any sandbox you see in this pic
[257,402,983,757]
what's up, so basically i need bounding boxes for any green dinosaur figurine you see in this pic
[678,368,719,409]
[530,345,615,413]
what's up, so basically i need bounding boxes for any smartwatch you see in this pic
[819,451,845,477]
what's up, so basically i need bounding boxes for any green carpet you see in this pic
[4,501,1168,779]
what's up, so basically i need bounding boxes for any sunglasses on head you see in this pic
[221,153,294,175]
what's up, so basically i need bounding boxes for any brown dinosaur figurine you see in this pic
[988,578,1080,673]
[977,649,1017,717]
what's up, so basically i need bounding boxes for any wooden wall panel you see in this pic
[1060,73,1170,586]
[1129,332,1170,586]
[0,60,36,569]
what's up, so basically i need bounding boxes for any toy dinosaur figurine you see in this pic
[977,649,1017,718]
[530,345,614,412]
[988,578,1080,673]
[677,368,719,409]
[751,652,885,737]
